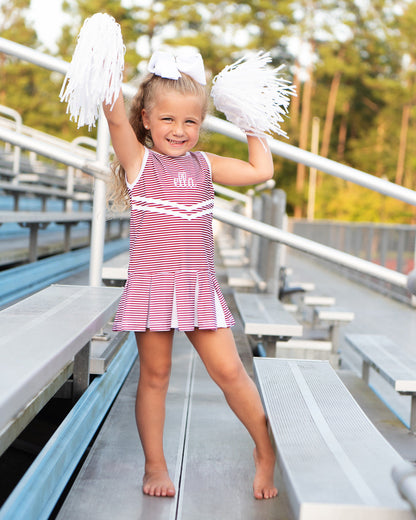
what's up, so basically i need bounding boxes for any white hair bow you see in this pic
[148,51,206,85]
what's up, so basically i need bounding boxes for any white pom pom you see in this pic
[60,13,125,130]
[211,51,296,138]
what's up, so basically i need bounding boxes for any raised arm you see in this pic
[208,135,274,186]
[103,90,145,184]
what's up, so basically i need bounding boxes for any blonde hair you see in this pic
[107,73,209,211]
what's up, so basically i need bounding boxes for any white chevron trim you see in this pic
[131,195,214,212]
[131,203,213,221]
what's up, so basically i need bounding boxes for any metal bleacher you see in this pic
[1,35,416,520]
[3,237,416,520]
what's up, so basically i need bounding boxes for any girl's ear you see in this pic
[142,108,150,130]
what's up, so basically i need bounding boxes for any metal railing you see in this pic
[0,36,415,297]
[214,206,408,289]
[291,219,416,275]
[203,114,416,207]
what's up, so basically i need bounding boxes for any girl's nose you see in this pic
[173,123,184,136]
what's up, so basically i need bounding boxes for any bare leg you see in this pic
[135,330,175,497]
[185,328,278,500]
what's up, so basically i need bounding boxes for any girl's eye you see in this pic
[186,120,196,125]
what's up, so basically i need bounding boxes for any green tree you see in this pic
[309,0,412,221]
[0,0,63,137]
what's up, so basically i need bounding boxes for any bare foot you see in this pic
[253,448,278,500]
[142,469,175,497]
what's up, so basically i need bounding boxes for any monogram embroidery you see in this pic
[173,171,195,188]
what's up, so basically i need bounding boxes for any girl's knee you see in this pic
[136,330,173,390]
[212,359,246,388]
[140,360,172,391]
[187,328,247,388]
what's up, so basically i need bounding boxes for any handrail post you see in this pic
[245,189,254,219]
[89,110,109,287]
[411,235,416,306]
[65,166,74,212]
[0,105,22,178]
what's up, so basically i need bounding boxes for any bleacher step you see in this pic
[56,335,193,520]
[56,333,291,520]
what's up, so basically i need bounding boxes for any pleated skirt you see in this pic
[112,269,235,332]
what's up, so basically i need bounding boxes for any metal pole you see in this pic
[412,234,416,306]
[0,37,67,74]
[203,114,416,207]
[89,110,110,286]
[214,183,250,203]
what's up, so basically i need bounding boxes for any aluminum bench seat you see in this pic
[219,246,249,267]
[275,339,338,367]
[254,358,412,519]
[234,291,302,339]
[313,306,355,323]
[101,250,129,285]
[0,210,129,263]
[226,266,263,290]
[0,283,122,456]
[312,306,354,357]
[0,333,136,520]
[0,179,92,206]
[303,295,336,306]
[345,334,416,433]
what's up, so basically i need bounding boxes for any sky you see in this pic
[27,0,68,51]
[27,0,141,52]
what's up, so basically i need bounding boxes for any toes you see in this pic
[166,487,176,497]
[254,490,264,500]
[143,485,166,497]
[253,486,278,500]
[143,484,156,496]
[142,473,176,498]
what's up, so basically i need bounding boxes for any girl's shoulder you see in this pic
[126,147,150,190]
[188,151,212,175]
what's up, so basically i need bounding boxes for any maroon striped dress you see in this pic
[112,148,235,332]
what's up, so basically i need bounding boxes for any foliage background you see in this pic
[1,0,415,223]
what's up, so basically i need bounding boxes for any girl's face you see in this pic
[142,91,203,157]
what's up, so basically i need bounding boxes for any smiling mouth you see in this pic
[168,138,186,145]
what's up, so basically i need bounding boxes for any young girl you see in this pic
[103,50,278,500]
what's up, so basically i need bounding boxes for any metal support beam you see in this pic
[28,224,39,262]
[72,341,91,402]
[89,110,110,287]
